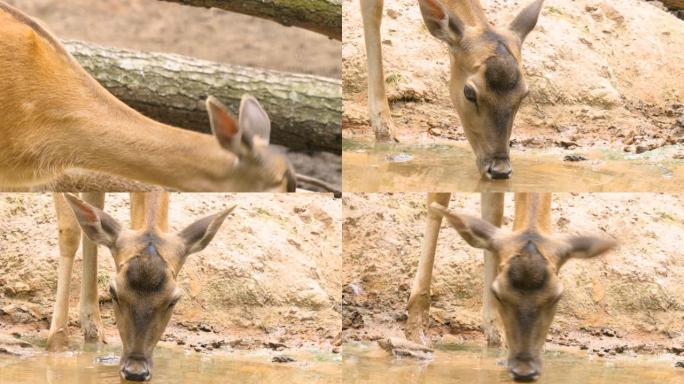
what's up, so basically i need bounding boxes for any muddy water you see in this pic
[343,343,684,384]
[342,140,684,192]
[0,344,341,384]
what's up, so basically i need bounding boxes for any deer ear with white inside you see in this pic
[238,94,271,147]
[430,202,503,251]
[206,96,244,155]
[63,194,121,248]
[174,205,237,272]
[418,0,464,47]
[509,0,544,43]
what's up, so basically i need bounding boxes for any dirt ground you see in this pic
[0,193,342,356]
[342,193,684,359]
[342,0,684,154]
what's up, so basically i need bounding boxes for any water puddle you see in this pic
[0,344,341,384]
[342,140,684,192]
[343,343,684,384]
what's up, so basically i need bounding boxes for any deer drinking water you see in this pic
[47,192,234,381]
[360,0,544,179]
[0,2,300,192]
[398,193,616,381]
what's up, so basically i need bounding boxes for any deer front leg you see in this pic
[78,192,106,344]
[405,193,451,346]
[360,0,398,142]
[481,192,504,347]
[47,193,82,351]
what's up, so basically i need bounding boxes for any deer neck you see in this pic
[61,104,238,192]
[513,193,552,234]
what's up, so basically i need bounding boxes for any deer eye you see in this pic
[109,285,118,303]
[464,85,477,103]
[168,296,181,309]
[490,287,502,302]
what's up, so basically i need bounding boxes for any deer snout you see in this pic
[485,157,512,180]
[121,357,151,381]
[509,359,540,382]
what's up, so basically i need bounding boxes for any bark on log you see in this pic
[660,0,684,10]
[159,0,341,40]
[64,41,341,153]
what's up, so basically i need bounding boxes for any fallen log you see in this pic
[159,0,342,40]
[64,40,341,153]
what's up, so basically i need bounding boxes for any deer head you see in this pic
[206,94,296,191]
[432,201,616,381]
[418,0,544,179]
[64,193,234,381]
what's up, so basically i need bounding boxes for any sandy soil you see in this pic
[342,0,684,154]
[342,193,684,358]
[0,193,342,356]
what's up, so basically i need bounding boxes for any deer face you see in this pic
[419,0,544,179]
[432,203,616,382]
[206,95,296,192]
[64,194,234,381]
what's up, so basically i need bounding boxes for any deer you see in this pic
[360,0,545,179]
[0,2,338,193]
[47,192,234,381]
[391,192,616,381]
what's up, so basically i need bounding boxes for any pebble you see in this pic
[272,355,296,363]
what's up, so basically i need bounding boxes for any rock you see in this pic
[564,154,588,162]
[272,355,296,363]
[675,361,684,368]
[378,337,433,360]
[636,145,649,154]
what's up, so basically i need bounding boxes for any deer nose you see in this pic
[486,158,512,179]
[122,358,151,381]
[510,362,540,382]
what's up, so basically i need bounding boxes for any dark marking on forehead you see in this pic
[0,2,71,59]
[507,241,548,291]
[484,41,520,93]
[125,235,168,293]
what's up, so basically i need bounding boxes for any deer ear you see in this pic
[558,235,616,269]
[63,194,121,248]
[178,205,236,264]
[509,0,544,43]
[430,203,502,251]
[206,96,244,155]
[418,0,464,46]
[238,94,271,146]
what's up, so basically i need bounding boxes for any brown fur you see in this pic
[0,2,293,192]
[433,192,616,381]
[362,0,544,178]
[49,192,235,381]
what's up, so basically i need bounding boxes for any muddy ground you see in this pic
[342,193,684,360]
[342,0,684,155]
[0,193,342,357]
[4,0,341,188]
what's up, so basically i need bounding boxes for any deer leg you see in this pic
[481,192,504,347]
[405,193,451,346]
[47,193,82,351]
[78,192,106,344]
[360,0,397,142]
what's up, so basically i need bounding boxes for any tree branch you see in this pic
[159,0,342,40]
